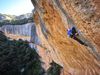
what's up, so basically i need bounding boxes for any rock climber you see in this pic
[67,26,78,38]
[67,26,88,46]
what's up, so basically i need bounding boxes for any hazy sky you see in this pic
[0,0,34,15]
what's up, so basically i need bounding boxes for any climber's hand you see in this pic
[75,33,79,36]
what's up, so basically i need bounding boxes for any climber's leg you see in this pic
[73,36,88,46]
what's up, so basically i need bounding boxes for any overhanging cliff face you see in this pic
[31,0,100,75]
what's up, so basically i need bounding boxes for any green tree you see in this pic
[0,31,44,75]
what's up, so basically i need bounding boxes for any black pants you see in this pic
[73,36,88,46]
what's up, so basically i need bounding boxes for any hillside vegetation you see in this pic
[0,31,44,75]
[0,17,33,26]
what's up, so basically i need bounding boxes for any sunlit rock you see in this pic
[31,0,100,75]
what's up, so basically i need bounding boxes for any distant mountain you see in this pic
[0,14,16,21]
[0,13,33,21]
[0,13,33,26]
[15,13,33,20]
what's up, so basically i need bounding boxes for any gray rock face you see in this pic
[0,23,34,36]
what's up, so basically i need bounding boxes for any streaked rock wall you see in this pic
[31,0,100,75]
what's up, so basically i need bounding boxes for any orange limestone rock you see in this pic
[31,0,100,75]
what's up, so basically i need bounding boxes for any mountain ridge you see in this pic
[0,13,33,21]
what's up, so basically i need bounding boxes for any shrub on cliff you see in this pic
[0,31,44,75]
[47,61,63,75]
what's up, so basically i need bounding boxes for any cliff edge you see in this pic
[31,0,100,75]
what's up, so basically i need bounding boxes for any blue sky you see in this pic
[0,0,34,15]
